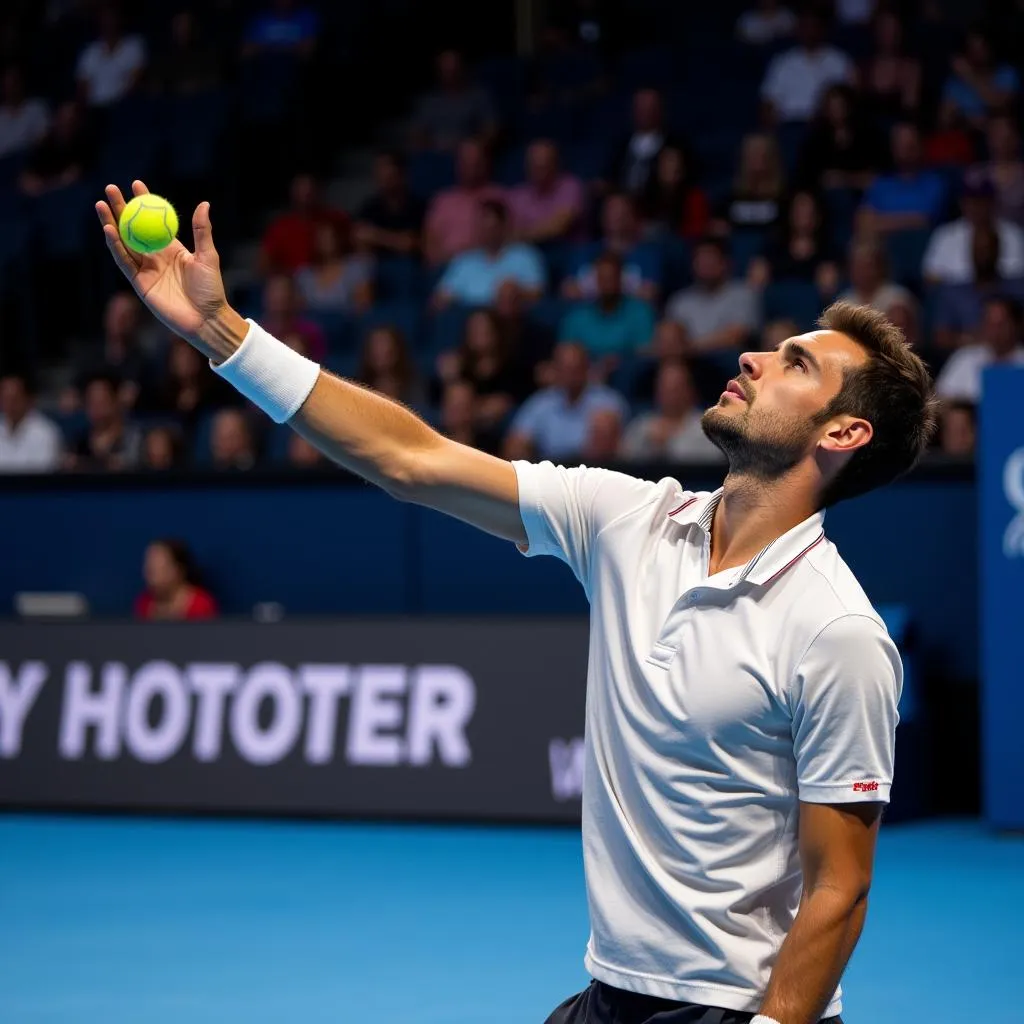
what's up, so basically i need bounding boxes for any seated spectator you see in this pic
[760,9,853,124]
[354,151,425,257]
[151,10,221,96]
[759,317,799,352]
[412,48,497,152]
[640,143,710,241]
[622,360,724,463]
[581,407,624,463]
[356,325,426,407]
[135,538,217,620]
[0,66,48,160]
[839,238,916,317]
[603,88,682,198]
[666,237,760,354]
[935,294,1024,403]
[287,433,325,468]
[295,221,373,314]
[18,100,92,197]
[714,133,786,235]
[424,138,505,266]
[857,9,921,120]
[0,370,62,473]
[435,309,533,434]
[140,337,241,438]
[923,100,976,170]
[141,425,183,471]
[209,409,256,471]
[76,5,146,107]
[972,114,1024,228]
[563,193,661,302]
[65,372,142,471]
[559,252,655,363]
[933,225,1024,350]
[434,199,544,308]
[260,173,350,276]
[939,401,976,456]
[749,190,839,296]
[503,341,629,460]
[439,379,495,454]
[494,279,556,369]
[737,0,796,46]
[923,174,1024,286]
[796,84,881,192]
[859,121,947,235]
[509,139,585,245]
[941,27,1018,130]
[241,0,319,60]
[260,274,327,359]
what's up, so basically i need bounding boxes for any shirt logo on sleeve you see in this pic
[852,781,880,793]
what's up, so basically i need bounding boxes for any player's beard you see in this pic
[701,402,817,480]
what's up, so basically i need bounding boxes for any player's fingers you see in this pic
[192,201,218,262]
[132,179,151,197]
[97,214,141,278]
[104,183,128,219]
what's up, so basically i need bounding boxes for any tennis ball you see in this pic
[119,194,179,254]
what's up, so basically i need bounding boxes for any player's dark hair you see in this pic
[151,537,203,587]
[813,301,938,509]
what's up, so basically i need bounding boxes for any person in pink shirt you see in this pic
[509,139,585,244]
[424,138,505,266]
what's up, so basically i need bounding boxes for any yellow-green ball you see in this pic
[119,194,179,254]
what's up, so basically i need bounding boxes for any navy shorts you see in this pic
[544,981,844,1024]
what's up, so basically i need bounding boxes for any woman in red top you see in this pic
[135,538,218,620]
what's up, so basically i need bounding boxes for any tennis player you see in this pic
[97,183,937,1024]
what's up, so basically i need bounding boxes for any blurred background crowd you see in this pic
[1,0,1022,475]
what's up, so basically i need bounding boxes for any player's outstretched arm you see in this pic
[96,180,527,546]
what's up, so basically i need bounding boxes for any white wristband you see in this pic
[211,319,321,423]
[751,1016,782,1024]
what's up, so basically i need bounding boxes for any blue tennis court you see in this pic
[1,815,1020,1023]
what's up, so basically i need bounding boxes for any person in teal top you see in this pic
[559,252,655,360]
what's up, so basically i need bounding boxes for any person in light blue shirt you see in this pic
[559,252,655,359]
[861,121,947,232]
[434,199,545,307]
[942,29,1019,128]
[503,341,629,461]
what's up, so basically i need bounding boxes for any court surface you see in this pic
[1,815,1020,1023]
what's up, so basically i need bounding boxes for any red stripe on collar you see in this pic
[667,496,700,517]
[759,532,826,587]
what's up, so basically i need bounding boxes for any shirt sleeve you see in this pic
[512,460,661,591]
[515,246,546,290]
[790,614,902,804]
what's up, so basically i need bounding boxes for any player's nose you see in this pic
[738,351,761,380]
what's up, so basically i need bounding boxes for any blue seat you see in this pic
[424,305,471,355]
[475,56,527,122]
[565,139,610,181]
[166,90,230,181]
[529,295,571,333]
[884,228,933,290]
[618,46,679,92]
[764,280,824,332]
[96,96,165,189]
[516,102,577,147]
[375,257,427,302]
[662,237,694,294]
[535,50,603,95]
[237,52,300,123]
[495,144,527,187]
[776,122,809,176]
[729,229,767,275]
[0,152,24,191]
[29,182,92,258]
[409,151,455,200]
[303,310,355,353]
[581,93,632,143]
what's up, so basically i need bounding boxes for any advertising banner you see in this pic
[0,619,590,822]
[980,366,1024,830]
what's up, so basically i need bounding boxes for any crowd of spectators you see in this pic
[3,0,1024,477]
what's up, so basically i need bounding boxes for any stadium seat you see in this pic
[618,46,679,92]
[475,56,528,122]
[409,151,455,200]
[728,229,767,276]
[303,310,355,353]
[237,52,300,124]
[496,144,528,187]
[763,280,824,332]
[424,305,471,355]
[375,257,427,303]
[166,90,231,182]
[884,228,933,290]
[529,295,571,334]
[29,182,93,259]
[357,301,424,350]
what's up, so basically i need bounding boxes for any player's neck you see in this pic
[708,471,818,575]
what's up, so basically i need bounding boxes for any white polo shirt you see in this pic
[514,461,901,1018]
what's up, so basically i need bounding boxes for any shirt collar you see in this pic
[667,488,826,586]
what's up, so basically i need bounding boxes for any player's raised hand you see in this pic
[95,180,228,351]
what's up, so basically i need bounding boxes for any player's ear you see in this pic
[819,415,872,454]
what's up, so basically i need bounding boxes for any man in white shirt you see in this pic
[0,67,49,159]
[761,10,853,122]
[936,293,1024,402]
[97,180,940,1024]
[0,371,62,473]
[76,7,147,108]
[923,175,1024,285]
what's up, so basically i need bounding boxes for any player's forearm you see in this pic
[202,307,441,492]
[758,888,868,1024]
